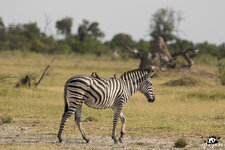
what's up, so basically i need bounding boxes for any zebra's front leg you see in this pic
[75,107,90,143]
[118,112,126,143]
[111,107,123,144]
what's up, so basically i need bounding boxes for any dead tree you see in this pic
[121,42,153,68]
[35,57,55,87]
[122,36,198,70]
[121,37,176,70]
[150,37,175,68]
[171,48,199,68]
[15,57,55,88]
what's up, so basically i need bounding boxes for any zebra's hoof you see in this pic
[119,137,123,143]
[114,139,118,144]
[58,140,64,144]
[85,138,90,143]
[58,138,63,143]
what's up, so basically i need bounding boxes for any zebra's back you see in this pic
[66,75,124,109]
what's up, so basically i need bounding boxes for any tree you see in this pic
[77,19,105,41]
[135,39,150,54]
[88,22,104,39]
[110,33,134,49]
[23,23,41,40]
[44,15,53,35]
[56,17,73,37]
[0,17,4,31]
[77,20,89,41]
[150,8,182,43]
[4,24,29,50]
[123,36,198,69]
[0,17,5,41]
[168,38,194,54]
[122,37,175,69]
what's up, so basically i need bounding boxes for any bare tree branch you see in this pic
[35,57,55,87]
[44,14,52,34]
[171,48,199,68]
[171,48,199,57]
[120,42,142,58]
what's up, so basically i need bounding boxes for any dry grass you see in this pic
[0,52,224,149]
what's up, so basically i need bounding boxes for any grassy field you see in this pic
[0,52,225,149]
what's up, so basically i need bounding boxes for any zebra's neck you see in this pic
[120,69,149,96]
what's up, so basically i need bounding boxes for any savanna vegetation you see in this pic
[0,52,224,149]
[0,7,225,149]
[0,8,225,59]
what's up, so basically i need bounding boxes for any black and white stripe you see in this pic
[57,68,155,144]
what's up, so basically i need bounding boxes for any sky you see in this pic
[0,0,225,45]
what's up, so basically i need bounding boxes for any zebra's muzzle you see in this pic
[148,96,155,103]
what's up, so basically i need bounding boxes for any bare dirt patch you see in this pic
[1,122,221,149]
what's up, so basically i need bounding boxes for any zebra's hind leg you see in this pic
[75,106,90,143]
[118,112,126,143]
[57,107,75,143]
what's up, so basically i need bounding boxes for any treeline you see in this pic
[0,8,225,60]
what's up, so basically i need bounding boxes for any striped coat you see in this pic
[58,68,155,144]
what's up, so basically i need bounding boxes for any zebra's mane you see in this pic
[120,67,153,79]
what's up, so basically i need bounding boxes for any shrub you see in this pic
[218,59,225,85]
[30,40,46,53]
[83,116,98,122]
[15,74,37,88]
[50,42,71,54]
[194,54,218,66]
[174,138,187,148]
[1,114,13,123]
[164,76,198,87]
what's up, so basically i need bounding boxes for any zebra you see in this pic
[57,67,155,144]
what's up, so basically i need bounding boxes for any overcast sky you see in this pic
[1,0,224,44]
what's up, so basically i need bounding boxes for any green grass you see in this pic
[0,52,225,149]
[218,58,225,85]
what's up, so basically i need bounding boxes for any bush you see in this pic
[218,59,225,85]
[174,138,187,148]
[194,54,218,66]
[1,114,13,123]
[50,42,71,54]
[83,116,98,122]
[30,39,46,53]
[164,76,198,87]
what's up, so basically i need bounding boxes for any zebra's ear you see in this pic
[149,71,155,78]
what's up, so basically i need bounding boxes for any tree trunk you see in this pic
[139,52,152,68]
[150,37,175,69]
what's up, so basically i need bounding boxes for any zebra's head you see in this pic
[139,71,155,103]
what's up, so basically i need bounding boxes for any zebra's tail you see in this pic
[64,84,69,112]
